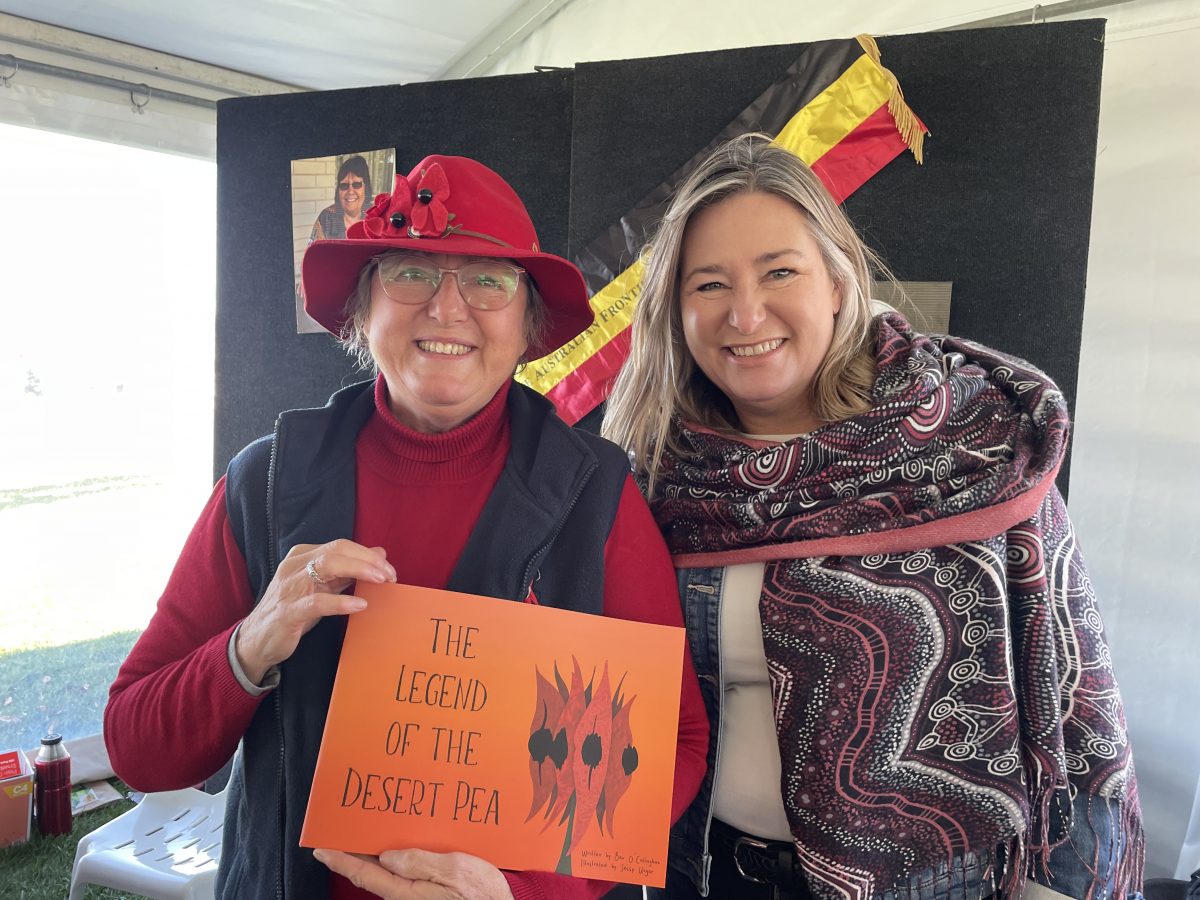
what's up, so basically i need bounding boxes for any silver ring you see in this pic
[305,559,329,586]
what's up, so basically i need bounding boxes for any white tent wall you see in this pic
[0,77,215,159]
[0,35,220,158]
[478,0,1200,882]
[0,12,300,158]
[1072,15,1200,881]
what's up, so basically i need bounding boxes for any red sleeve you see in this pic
[104,476,267,791]
[501,476,709,900]
[500,870,610,900]
[603,475,708,825]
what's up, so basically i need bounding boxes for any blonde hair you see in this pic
[603,132,891,497]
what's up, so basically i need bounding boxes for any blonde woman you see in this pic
[604,133,1142,900]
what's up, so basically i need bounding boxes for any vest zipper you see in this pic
[518,462,595,599]
[266,415,280,583]
[266,417,286,900]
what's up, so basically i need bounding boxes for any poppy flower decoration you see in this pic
[363,192,392,221]
[357,174,412,239]
[526,658,639,876]
[409,163,451,236]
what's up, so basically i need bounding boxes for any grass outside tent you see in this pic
[0,632,140,752]
[1,634,141,894]
[0,475,183,755]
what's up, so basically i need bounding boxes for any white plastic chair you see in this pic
[68,787,227,900]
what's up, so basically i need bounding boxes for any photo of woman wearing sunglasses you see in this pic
[310,155,374,243]
[293,149,396,333]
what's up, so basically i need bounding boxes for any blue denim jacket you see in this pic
[669,566,725,896]
[668,565,1135,900]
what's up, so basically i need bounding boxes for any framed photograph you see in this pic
[291,148,396,333]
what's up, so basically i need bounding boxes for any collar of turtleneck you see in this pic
[357,374,512,482]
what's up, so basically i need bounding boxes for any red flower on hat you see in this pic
[409,163,450,236]
[363,192,392,221]
[358,174,413,239]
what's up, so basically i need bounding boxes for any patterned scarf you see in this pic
[652,314,1141,899]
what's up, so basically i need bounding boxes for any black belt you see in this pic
[709,818,811,896]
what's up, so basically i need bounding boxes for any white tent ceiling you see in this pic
[0,0,565,90]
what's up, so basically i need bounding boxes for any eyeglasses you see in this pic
[374,254,526,310]
[338,180,365,191]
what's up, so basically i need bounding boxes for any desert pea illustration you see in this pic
[525,658,640,874]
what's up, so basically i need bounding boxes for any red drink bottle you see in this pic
[35,734,72,837]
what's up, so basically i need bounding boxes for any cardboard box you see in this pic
[0,749,33,848]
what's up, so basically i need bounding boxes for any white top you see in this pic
[711,561,794,840]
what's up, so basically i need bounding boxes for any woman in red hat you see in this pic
[105,155,708,900]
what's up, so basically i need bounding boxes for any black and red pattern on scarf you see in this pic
[652,315,1141,899]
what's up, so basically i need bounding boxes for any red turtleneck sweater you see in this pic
[106,378,707,900]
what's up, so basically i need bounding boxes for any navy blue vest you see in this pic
[216,381,629,898]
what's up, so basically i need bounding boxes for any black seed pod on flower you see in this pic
[528,701,553,772]
[621,745,638,776]
[549,728,569,769]
[581,726,603,787]
[528,728,552,761]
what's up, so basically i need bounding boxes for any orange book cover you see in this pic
[300,582,685,887]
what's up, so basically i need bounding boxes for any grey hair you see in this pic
[602,132,895,498]
[338,252,548,372]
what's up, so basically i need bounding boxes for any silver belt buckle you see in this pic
[733,834,772,883]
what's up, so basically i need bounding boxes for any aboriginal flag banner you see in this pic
[516,35,927,424]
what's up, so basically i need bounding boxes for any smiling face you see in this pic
[365,252,529,433]
[679,190,842,435]
[338,174,366,218]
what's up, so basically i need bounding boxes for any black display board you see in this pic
[215,21,1104,492]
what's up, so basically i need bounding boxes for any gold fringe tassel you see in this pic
[855,33,926,165]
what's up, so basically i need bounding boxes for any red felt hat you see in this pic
[303,155,592,360]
